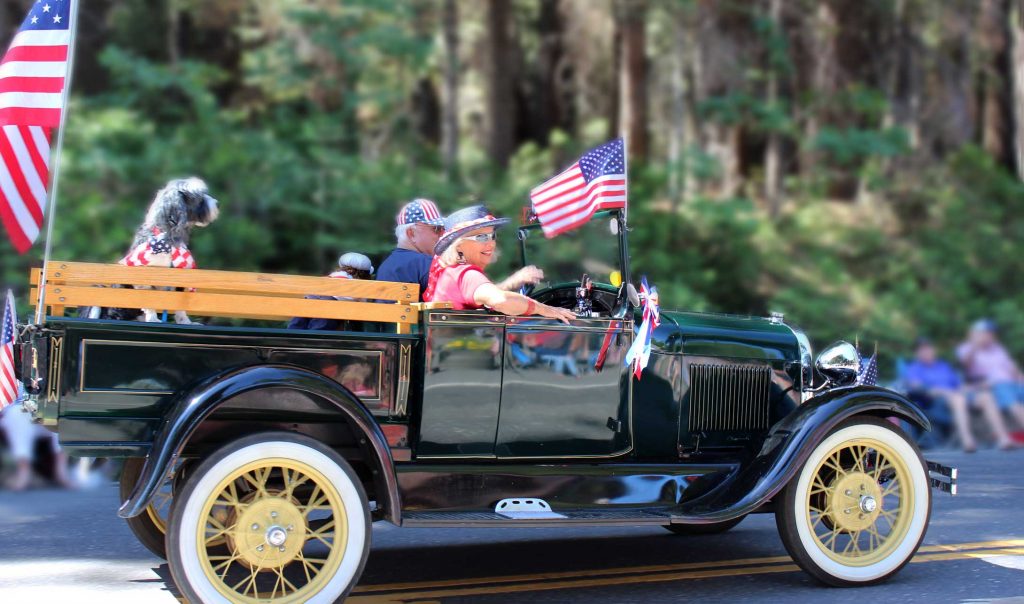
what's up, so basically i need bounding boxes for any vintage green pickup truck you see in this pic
[14,209,955,602]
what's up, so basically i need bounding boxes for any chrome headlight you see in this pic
[815,341,860,387]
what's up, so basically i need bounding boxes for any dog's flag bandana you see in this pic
[120,228,196,269]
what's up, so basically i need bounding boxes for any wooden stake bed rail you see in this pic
[29,261,449,325]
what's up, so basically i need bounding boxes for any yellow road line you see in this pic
[352,539,1024,596]
[348,540,1024,603]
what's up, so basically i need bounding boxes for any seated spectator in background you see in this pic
[957,320,1024,439]
[377,199,446,300]
[905,337,1014,452]
[1,384,73,490]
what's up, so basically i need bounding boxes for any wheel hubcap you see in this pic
[829,472,882,532]
[230,498,306,568]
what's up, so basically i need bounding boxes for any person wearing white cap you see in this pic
[377,199,446,301]
[330,252,375,282]
[286,252,375,331]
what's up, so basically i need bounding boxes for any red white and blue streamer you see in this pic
[624,276,659,380]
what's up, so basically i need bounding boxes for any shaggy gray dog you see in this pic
[84,178,219,324]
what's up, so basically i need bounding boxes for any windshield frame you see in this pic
[516,209,630,293]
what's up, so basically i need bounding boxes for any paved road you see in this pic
[0,448,1022,603]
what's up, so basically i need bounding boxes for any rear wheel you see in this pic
[664,515,745,535]
[167,432,370,603]
[776,417,931,586]
[120,457,174,559]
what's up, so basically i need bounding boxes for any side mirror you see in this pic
[626,283,641,308]
[815,341,860,386]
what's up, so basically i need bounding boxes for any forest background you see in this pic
[1,0,1022,374]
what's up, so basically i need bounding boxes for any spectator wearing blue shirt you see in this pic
[905,338,1014,452]
[376,199,446,300]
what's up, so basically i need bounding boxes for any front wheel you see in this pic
[167,432,371,603]
[776,417,931,586]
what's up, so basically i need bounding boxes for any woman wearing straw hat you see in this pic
[423,205,575,323]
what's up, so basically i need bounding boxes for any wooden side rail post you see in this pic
[30,261,425,325]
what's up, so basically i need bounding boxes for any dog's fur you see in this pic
[83,178,219,324]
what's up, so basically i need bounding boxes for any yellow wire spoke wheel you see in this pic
[777,417,931,586]
[806,439,911,566]
[168,433,370,604]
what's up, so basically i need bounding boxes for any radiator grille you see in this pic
[687,363,772,432]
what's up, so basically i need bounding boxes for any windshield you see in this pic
[517,210,626,291]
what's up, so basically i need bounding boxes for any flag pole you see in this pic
[622,135,629,225]
[34,0,81,324]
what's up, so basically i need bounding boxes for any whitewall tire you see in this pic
[776,417,931,586]
[167,432,370,603]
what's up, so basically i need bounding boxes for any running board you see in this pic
[402,509,672,528]
[927,460,958,496]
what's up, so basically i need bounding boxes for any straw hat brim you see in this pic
[433,217,510,256]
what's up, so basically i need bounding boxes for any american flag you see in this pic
[1,290,19,411]
[857,353,878,387]
[529,138,627,238]
[0,0,73,253]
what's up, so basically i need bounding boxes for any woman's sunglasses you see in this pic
[466,232,497,243]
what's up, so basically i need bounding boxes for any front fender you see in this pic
[674,385,928,522]
[117,364,400,524]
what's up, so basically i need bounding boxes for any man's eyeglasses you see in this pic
[466,232,497,243]
[418,223,445,234]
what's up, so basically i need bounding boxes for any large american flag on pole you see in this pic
[529,138,627,238]
[1,290,18,411]
[0,0,72,253]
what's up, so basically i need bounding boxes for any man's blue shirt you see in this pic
[376,248,431,300]
[904,359,961,390]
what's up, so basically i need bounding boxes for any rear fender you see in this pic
[117,364,400,523]
[674,386,928,522]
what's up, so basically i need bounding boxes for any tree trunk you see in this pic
[168,0,180,67]
[484,0,517,168]
[978,0,1014,169]
[608,15,622,142]
[764,0,783,217]
[1011,0,1024,179]
[668,8,688,204]
[617,0,649,161]
[533,0,570,145]
[801,2,837,175]
[442,0,460,181]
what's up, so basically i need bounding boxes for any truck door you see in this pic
[416,310,505,457]
[495,317,632,458]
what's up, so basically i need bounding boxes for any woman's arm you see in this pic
[473,282,575,323]
[494,266,544,291]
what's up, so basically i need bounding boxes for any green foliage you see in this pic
[813,127,909,167]
[3,0,1021,381]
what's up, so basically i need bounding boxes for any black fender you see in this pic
[673,385,928,522]
[117,364,401,524]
